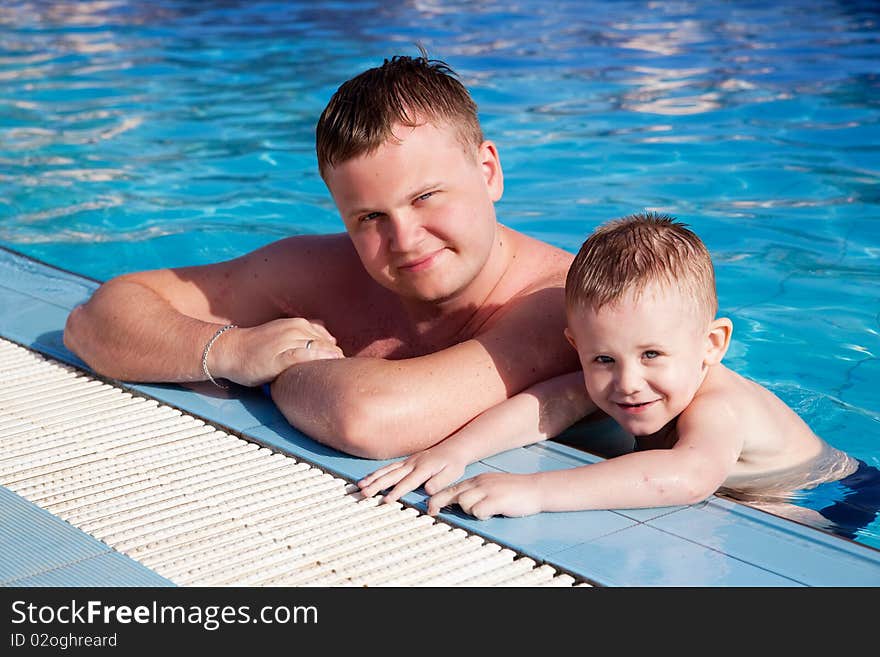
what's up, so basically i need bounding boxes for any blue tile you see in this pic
[128,381,286,434]
[0,287,64,341]
[0,486,109,584]
[12,552,174,588]
[0,247,98,310]
[614,503,691,523]
[549,523,802,586]
[0,294,95,374]
[242,419,398,483]
[482,443,595,474]
[528,440,605,466]
[648,497,880,586]
[432,505,638,563]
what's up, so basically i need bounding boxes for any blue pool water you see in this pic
[1,0,878,549]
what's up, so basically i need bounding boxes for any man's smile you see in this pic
[397,248,445,273]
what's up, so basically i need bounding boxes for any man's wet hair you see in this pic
[316,48,483,177]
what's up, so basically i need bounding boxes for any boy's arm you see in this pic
[428,394,743,518]
[270,288,582,459]
[357,371,593,500]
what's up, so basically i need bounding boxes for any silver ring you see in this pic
[305,339,314,350]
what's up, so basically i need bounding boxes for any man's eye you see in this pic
[360,212,382,222]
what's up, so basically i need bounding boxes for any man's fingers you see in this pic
[301,338,344,358]
[280,342,343,366]
[304,319,337,344]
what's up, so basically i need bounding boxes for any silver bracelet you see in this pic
[202,324,237,389]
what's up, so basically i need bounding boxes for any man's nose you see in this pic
[386,212,423,252]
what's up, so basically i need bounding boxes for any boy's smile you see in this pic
[565,282,712,438]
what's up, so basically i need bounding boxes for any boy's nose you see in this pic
[614,364,643,395]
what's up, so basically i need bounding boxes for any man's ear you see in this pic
[478,140,504,202]
[564,327,578,351]
[705,317,733,366]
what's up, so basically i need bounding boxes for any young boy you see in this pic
[359,212,859,519]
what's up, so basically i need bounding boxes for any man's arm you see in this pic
[63,236,344,385]
[270,287,581,459]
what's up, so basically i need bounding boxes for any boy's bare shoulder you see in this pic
[685,365,750,418]
[685,365,826,471]
[677,366,778,443]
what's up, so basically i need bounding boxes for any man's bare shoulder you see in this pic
[248,232,356,266]
[237,232,378,315]
[501,226,574,292]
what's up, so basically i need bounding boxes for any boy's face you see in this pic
[565,282,713,439]
[323,121,503,304]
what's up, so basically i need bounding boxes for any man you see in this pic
[63,54,579,459]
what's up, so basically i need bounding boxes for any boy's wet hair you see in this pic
[315,48,483,178]
[565,212,718,324]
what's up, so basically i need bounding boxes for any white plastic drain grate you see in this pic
[0,338,588,587]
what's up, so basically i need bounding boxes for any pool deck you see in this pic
[2,245,879,587]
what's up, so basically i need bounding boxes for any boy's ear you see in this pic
[478,140,504,202]
[563,327,578,351]
[705,317,733,366]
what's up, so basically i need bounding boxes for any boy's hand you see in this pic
[357,444,468,504]
[427,472,543,520]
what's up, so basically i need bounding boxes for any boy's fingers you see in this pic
[469,499,495,521]
[358,461,404,487]
[455,487,488,518]
[427,483,462,515]
[360,465,412,498]
[383,466,434,504]
[424,468,457,496]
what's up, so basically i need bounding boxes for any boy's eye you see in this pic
[416,191,435,202]
[643,350,660,359]
[594,355,613,364]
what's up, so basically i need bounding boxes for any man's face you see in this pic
[565,282,711,439]
[323,121,503,304]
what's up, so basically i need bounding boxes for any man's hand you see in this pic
[214,317,344,387]
[358,441,470,504]
[427,472,544,520]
